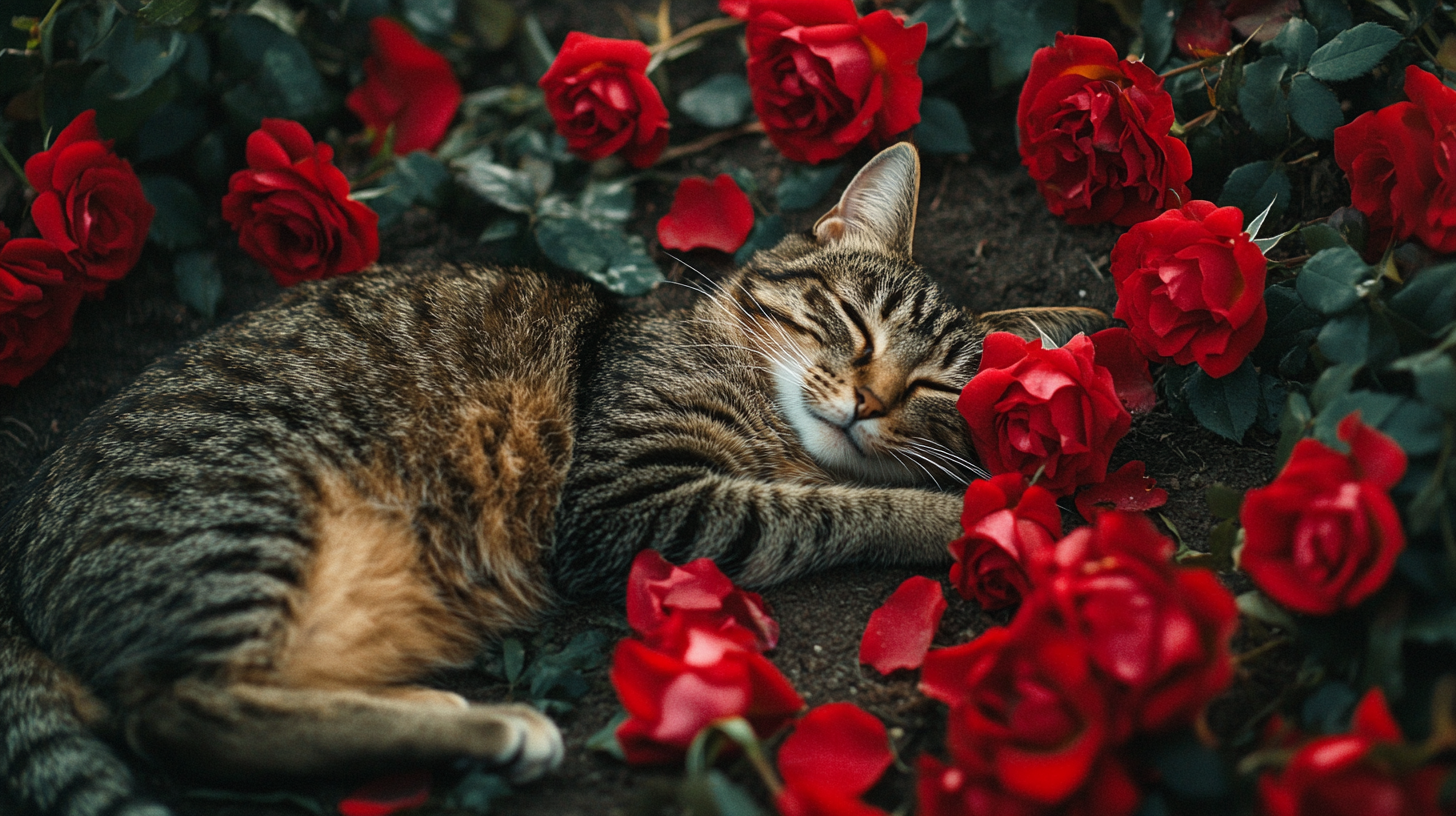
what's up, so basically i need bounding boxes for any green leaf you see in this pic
[1276,391,1313,467]
[1389,263,1456,336]
[1297,246,1374,315]
[1187,360,1260,441]
[1147,736,1228,800]
[456,154,538,213]
[679,74,753,129]
[1404,608,1456,646]
[951,0,992,32]
[1140,0,1179,71]
[775,163,842,212]
[579,178,635,226]
[1306,22,1402,82]
[105,17,188,101]
[1286,73,1344,140]
[518,13,555,82]
[702,770,765,816]
[989,0,1077,77]
[444,767,512,811]
[464,0,516,50]
[1218,161,1290,225]
[477,217,521,243]
[135,102,208,162]
[1303,0,1353,43]
[915,97,973,155]
[735,215,787,266]
[1381,398,1447,456]
[1301,682,1358,733]
[1206,484,1244,520]
[909,0,960,43]
[1310,361,1360,411]
[1255,285,1322,368]
[141,174,206,250]
[535,218,663,296]
[586,711,628,760]
[402,0,455,37]
[138,0,199,27]
[1271,17,1318,71]
[1317,310,1372,365]
[1206,518,1239,570]
[1300,223,1348,254]
[1312,390,1403,445]
[1236,590,1299,632]
[1392,349,1456,413]
[1257,373,1288,434]
[173,250,222,319]
[502,638,525,684]
[217,15,330,129]
[1237,57,1289,141]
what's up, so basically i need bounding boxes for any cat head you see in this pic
[712,143,1106,488]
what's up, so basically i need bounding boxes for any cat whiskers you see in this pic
[884,447,944,489]
[665,270,814,375]
[903,437,989,482]
[895,445,966,487]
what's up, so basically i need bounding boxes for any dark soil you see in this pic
[0,1,1300,813]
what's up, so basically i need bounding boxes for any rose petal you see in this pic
[1090,327,1156,413]
[656,175,756,253]
[1074,460,1168,520]
[777,703,892,796]
[338,770,431,816]
[858,576,947,674]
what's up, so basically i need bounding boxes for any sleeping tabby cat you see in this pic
[0,144,1106,816]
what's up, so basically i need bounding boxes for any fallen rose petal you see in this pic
[1074,461,1168,521]
[778,703,893,796]
[625,549,778,651]
[858,576,946,674]
[1090,328,1156,414]
[657,175,756,253]
[338,770,431,816]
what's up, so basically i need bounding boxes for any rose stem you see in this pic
[652,16,743,55]
[655,120,766,165]
[0,140,28,188]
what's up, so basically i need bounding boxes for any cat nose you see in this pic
[854,386,887,420]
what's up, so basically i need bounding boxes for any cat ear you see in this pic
[976,307,1112,347]
[813,142,921,257]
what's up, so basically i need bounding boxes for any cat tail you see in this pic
[0,618,171,816]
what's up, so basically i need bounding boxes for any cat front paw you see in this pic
[482,703,564,783]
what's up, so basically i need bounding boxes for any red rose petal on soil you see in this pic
[858,576,946,675]
[777,703,893,796]
[338,770,431,816]
[656,175,755,253]
[1074,460,1168,521]
[1090,328,1156,414]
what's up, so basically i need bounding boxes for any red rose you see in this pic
[0,225,83,387]
[1030,511,1237,737]
[23,109,153,295]
[1260,689,1448,816]
[1240,413,1407,615]
[538,32,669,169]
[917,753,1142,816]
[221,119,380,288]
[1335,66,1456,255]
[745,0,926,164]
[923,624,1114,804]
[611,614,804,764]
[345,17,462,155]
[1017,34,1192,226]
[1110,200,1267,378]
[775,703,893,816]
[625,549,778,651]
[947,474,1061,610]
[957,332,1132,496]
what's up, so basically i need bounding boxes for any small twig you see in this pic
[655,120,765,165]
[1232,636,1293,667]
[1161,53,1227,79]
[650,15,742,55]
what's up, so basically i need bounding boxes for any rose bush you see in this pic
[947,473,1061,610]
[0,226,83,387]
[23,109,153,295]
[957,332,1131,496]
[345,17,462,155]
[1029,511,1237,737]
[1335,66,1456,255]
[1110,200,1268,378]
[1017,33,1192,226]
[221,119,380,287]
[745,0,926,164]
[539,32,670,169]
[1240,413,1407,615]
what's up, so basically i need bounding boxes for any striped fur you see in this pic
[0,144,1106,815]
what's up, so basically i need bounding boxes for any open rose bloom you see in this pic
[1017,34,1192,226]
[0,225,83,387]
[539,32,670,168]
[746,0,926,164]
[346,17,462,155]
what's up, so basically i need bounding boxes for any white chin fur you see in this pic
[773,366,928,487]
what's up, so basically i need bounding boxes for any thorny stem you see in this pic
[1231,636,1293,667]
[656,120,765,165]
